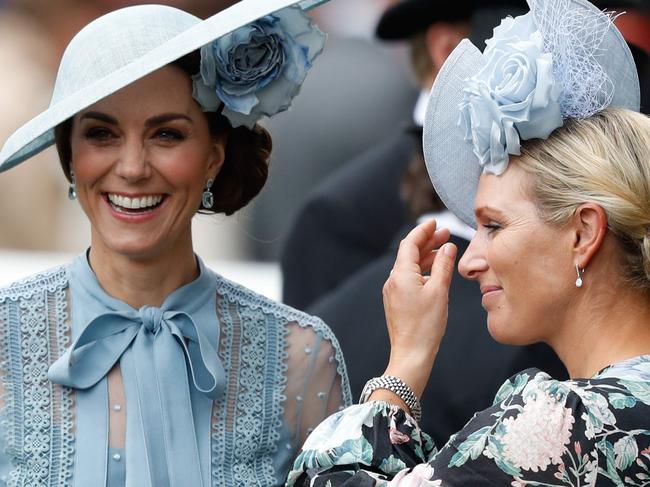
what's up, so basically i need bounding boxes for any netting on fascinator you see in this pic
[530,0,616,119]
[422,0,639,229]
[455,0,636,176]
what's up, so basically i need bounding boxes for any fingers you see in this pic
[393,220,438,271]
[418,229,451,271]
[428,242,457,290]
[394,221,452,274]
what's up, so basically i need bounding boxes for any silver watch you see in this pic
[359,375,421,422]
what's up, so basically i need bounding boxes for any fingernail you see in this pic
[443,244,455,256]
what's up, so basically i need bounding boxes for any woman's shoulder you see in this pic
[0,264,69,303]
[442,361,650,483]
[213,270,331,332]
[493,358,650,407]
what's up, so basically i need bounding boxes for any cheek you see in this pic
[70,143,112,181]
[158,148,210,183]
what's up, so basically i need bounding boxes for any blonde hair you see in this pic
[517,108,650,293]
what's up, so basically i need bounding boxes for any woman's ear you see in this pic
[424,21,470,73]
[571,203,608,268]
[207,133,227,181]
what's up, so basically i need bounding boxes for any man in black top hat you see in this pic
[281,0,574,446]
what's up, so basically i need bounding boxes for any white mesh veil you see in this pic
[531,0,617,119]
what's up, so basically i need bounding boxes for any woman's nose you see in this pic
[114,139,150,181]
[458,234,488,280]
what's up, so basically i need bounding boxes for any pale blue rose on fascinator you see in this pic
[422,0,640,228]
[458,12,562,175]
[192,6,325,128]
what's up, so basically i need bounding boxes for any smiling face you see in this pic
[457,161,577,345]
[69,65,224,261]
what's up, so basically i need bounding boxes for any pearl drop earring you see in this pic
[575,264,584,288]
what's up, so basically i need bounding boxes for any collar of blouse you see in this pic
[48,252,225,486]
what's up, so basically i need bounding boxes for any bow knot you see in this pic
[139,305,164,333]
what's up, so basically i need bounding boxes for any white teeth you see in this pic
[108,194,163,210]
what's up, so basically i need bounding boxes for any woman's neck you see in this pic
[550,284,650,379]
[87,238,199,309]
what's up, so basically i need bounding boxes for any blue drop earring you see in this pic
[202,178,214,209]
[68,171,77,200]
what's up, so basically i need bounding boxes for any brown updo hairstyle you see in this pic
[54,51,272,216]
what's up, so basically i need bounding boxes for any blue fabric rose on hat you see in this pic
[458,12,563,175]
[192,5,326,128]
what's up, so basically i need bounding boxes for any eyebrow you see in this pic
[79,111,193,127]
[475,205,507,219]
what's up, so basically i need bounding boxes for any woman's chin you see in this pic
[486,315,531,346]
[94,235,168,261]
[487,313,518,345]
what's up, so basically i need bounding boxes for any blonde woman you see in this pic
[288,0,650,485]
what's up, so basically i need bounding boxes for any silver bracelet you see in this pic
[359,375,422,422]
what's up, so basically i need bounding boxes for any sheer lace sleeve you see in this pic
[283,321,349,446]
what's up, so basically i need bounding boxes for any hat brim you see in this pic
[423,0,640,229]
[0,0,326,173]
[423,40,484,228]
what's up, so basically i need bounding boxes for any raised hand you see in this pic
[379,219,457,401]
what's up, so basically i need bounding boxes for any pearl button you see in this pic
[112,453,121,462]
[317,392,327,399]
[304,347,312,355]
[285,443,292,450]
[328,356,335,363]
[112,404,122,412]
[296,395,304,402]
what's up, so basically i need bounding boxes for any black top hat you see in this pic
[376,0,649,40]
[376,0,527,40]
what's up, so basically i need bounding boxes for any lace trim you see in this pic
[214,273,352,406]
[211,298,282,485]
[0,267,68,304]
[210,274,351,485]
[0,267,75,486]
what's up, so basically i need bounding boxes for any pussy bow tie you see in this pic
[48,272,226,487]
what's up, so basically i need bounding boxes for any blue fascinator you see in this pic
[423,0,640,228]
[0,0,330,172]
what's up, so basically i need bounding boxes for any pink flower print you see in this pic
[500,391,574,472]
[390,427,411,445]
[391,464,442,486]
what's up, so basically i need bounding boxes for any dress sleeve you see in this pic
[283,321,352,447]
[287,368,650,486]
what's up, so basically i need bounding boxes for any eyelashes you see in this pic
[482,222,502,234]
[155,128,185,141]
[83,127,186,143]
[84,127,115,140]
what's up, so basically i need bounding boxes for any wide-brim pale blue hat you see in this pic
[423,0,640,228]
[0,0,329,173]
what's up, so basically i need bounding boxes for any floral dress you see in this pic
[288,355,650,486]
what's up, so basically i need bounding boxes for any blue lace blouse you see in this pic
[0,253,351,486]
